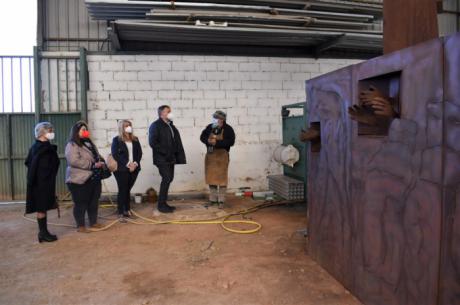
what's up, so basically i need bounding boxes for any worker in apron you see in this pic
[200,110,235,208]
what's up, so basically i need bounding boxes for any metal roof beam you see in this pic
[108,23,121,50]
[314,33,346,57]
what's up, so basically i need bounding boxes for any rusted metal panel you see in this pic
[351,37,444,305]
[306,65,355,290]
[440,32,460,305]
[306,33,460,305]
[383,0,438,54]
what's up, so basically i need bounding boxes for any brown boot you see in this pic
[77,226,91,233]
[90,223,105,229]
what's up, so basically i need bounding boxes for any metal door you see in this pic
[0,48,88,201]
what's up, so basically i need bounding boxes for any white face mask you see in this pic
[45,132,55,141]
[125,126,133,134]
[166,112,174,121]
[211,118,219,127]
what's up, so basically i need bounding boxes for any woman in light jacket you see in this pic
[65,121,105,233]
[111,120,142,219]
[25,122,60,242]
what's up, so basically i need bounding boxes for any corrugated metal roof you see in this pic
[38,0,110,52]
[85,0,383,57]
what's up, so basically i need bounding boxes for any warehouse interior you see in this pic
[1,1,460,305]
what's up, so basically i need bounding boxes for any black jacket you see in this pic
[111,136,143,172]
[149,119,186,165]
[200,122,235,152]
[25,140,60,214]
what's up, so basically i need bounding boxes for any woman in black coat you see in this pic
[111,120,142,218]
[25,122,60,243]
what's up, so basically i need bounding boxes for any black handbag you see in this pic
[96,156,112,180]
[100,166,112,180]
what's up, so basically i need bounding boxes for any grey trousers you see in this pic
[209,185,226,203]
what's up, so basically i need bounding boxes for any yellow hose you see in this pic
[21,200,301,234]
[23,181,296,234]
[129,208,262,234]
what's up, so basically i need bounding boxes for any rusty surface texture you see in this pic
[440,33,460,305]
[306,32,460,305]
[383,0,438,54]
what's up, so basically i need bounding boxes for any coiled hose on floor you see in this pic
[23,199,301,234]
[23,182,301,234]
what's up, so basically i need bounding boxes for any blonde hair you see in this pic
[117,120,137,142]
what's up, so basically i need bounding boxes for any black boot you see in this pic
[164,202,176,211]
[44,217,57,239]
[38,217,57,243]
[157,202,173,213]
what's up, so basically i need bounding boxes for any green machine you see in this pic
[279,102,307,199]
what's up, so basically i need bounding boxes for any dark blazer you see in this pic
[148,119,186,165]
[25,140,60,214]
[200,122,236,152]
[111,136,143,172]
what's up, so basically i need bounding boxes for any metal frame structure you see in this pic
[0,48,88,201]
[85,0,384,58]
[37,0,110,52]
[0,56,34,113]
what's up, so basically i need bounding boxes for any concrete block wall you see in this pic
[86,54,360,194]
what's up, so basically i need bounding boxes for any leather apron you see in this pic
[205,129,229,186]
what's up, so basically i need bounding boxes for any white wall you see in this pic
[85,54,360,194]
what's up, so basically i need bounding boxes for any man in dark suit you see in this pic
[148,105,186,213]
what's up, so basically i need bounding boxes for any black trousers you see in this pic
[67,179,101,227]
[114,170,139,214]
[156,163,175,204]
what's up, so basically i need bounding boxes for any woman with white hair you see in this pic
[25,122,60,243]
[111,120,142,219]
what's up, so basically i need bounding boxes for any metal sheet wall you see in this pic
[0,116,11,200]
[438,0,460,36]
[38,0,109,52]
[0,113,82,201]
[0,114,35,200]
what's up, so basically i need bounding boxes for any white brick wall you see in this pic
[86,55,360,194]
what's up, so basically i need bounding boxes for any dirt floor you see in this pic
[0,196,362,305]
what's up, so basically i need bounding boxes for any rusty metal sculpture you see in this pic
[305,33,460,305]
